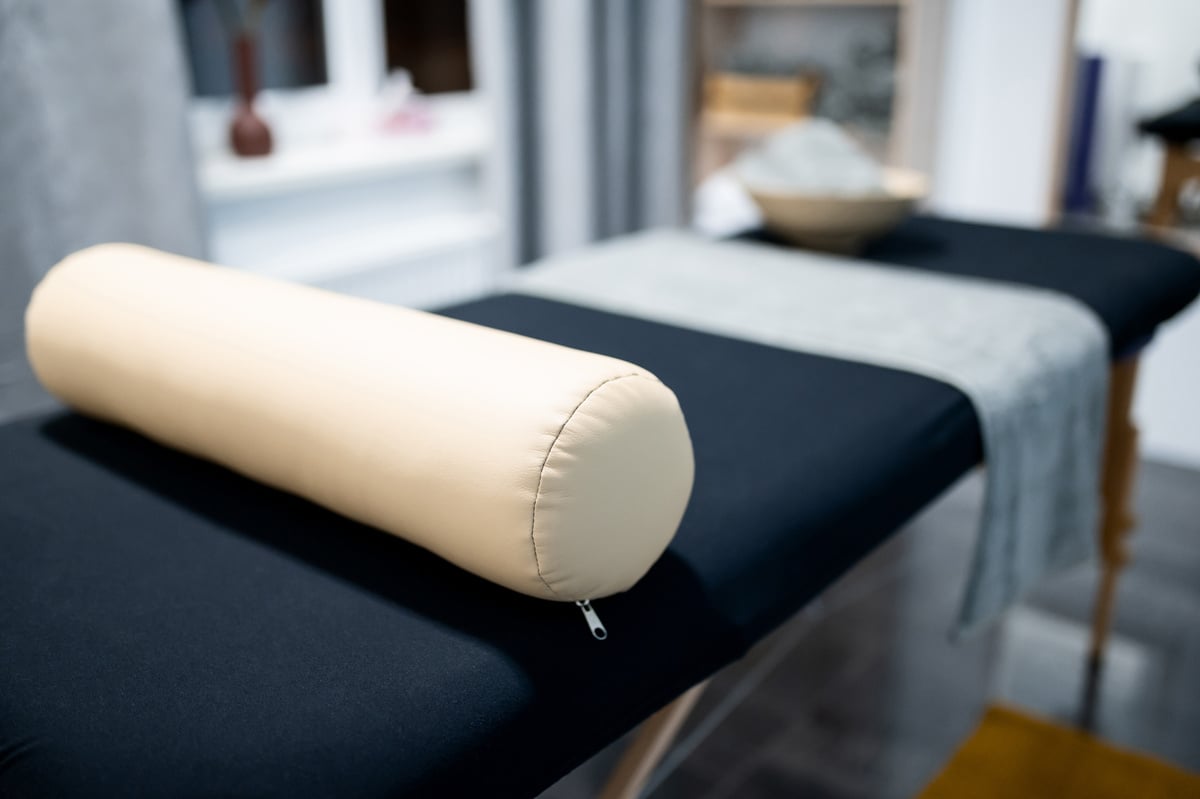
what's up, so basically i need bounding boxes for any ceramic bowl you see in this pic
[744,168,929,253]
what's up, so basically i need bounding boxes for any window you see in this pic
[179,0,482,156]
[383,0,472,94]
[178,0,328,97]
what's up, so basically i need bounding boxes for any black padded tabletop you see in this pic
[754,215,1200,355]
[2,219,1198,797]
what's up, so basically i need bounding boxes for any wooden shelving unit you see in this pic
[696,0,945,179]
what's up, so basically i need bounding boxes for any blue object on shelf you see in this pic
[1063,54,1104,214]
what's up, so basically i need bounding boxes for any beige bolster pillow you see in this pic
[26,244,694,601]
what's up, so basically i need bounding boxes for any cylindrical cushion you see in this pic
[26,244,695,601]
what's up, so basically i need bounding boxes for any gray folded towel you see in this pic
[514,230,1109,633]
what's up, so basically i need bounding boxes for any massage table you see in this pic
[1,216,1198,797]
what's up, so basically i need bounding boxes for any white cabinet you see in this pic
[194,94,500,310]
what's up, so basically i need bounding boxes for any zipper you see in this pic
[575,599,608,640]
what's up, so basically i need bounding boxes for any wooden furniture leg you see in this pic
[597,682,708,799]
[1147,144,1200,229]
[1080,357,1140,729]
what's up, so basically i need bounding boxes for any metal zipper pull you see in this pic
[575,599,608,640]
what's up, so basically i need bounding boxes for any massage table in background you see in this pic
[2,216,1198,797]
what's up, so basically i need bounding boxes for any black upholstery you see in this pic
[1,218,1197,797]
[1139,98,1200,143]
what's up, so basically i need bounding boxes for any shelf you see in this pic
[701,109,805,139]
[198,124,488,204]
[228,211,500,287]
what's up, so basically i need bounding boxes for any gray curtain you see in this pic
[0,1,204,422]
[470,0,694,267]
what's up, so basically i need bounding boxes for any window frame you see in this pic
[187,0,388,157]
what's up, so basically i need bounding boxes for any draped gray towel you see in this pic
[513,230,1110,633]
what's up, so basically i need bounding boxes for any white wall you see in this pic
[930,0,1074,226]
[1077,0,1199,108]
[1078,0,1200,468]
[1077,0,1200,205]
[1136,303,1200,469]
[932,0,1200,468]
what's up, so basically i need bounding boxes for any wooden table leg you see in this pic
[597,681,708,799]
[1147,143,1200,229]
[1080,357,1140,729]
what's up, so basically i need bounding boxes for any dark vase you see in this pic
[229,33,273,157]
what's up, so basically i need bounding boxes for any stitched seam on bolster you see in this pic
[529,373,656,599]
